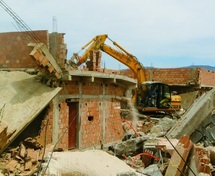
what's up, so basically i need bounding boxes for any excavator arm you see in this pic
[72,34,146,87]
[100,44,146,87]
[72,34,182,113]
[72,34,108,66]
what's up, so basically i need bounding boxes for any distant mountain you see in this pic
[126,65,215,71]
[184,65,215,71]
[145,65,215,71]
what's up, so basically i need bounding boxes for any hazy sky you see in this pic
[1,0,215,69]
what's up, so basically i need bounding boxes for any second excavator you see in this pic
[70,34,182,115]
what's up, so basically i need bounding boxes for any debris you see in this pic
[0,122,16,151]
[19,143,26,158]
[165,135,194,176]
[23,137,43,150]
[188,145,211,175]
[191,113,215,146]
[109,133,147,156]
[157,137,179,156]
[141,164,163,176]
[167,88,215,138]
[0,137,44,175]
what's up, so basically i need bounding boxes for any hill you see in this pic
[185,65,215,71]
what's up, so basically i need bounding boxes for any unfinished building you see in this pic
[0,30,138,152]
[0,30,215,175]
[1,30,215,151]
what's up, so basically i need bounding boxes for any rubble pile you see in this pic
[107,112,215,175]
[0,88,214,175]
[0,137,44,176]
[1,112,215,175]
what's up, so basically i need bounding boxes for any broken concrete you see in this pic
[165,135,193,176]
[141,164,162,176]
[0,29,215,175]
[0,71,61,153]
[190,113,215,145]
[188,145,211,176]
[180,91,199,111]
[0,137,44,175]
[166,88,215,138]
[110,133,147,157]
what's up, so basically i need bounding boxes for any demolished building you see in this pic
[0,30,215,175]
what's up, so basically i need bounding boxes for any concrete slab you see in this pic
[167,88,215,139]
[0,71,61,153]
[180,91,199,110]
[67,70,137,87]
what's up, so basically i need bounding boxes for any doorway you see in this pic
[67,102,78,149]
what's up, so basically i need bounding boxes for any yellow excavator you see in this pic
[71,34,182,114]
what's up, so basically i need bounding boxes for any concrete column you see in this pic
[52,95,60,145]
[78,81,82,148]
[102,83,106,141]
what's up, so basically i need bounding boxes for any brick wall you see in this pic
[80,99,103,148]
[120,68,215,87]
[82,82,103,95]
[57,101,69,149]
[106,84,125,96]
[80,99,124,148]
[104,100,124,143]
[37,104,53,146]
[40,80,127,150]
[146,68,200,85]
[119,69,135,79]
[0,31,66,70]
[0,30,48,68]
[199,68,215,86]
[38,100,69,149]
[60,81,79,94]
[86,50,102,71]
[49,32,67,69]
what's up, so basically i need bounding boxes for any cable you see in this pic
[131,152,159,168]
[121,118,139,137]
[165,135,196,176]
[0,0,41,44]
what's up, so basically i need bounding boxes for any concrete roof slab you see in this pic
[67,70,137,87]
[0,71,61,153]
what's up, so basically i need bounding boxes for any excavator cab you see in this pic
[137,82,172,111]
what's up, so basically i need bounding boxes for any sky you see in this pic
[0,0,215,69]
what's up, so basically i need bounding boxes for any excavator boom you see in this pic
[73,34,146,87]
[101,44,146,87]
[71,34,182,114]
[74,34,108,65]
